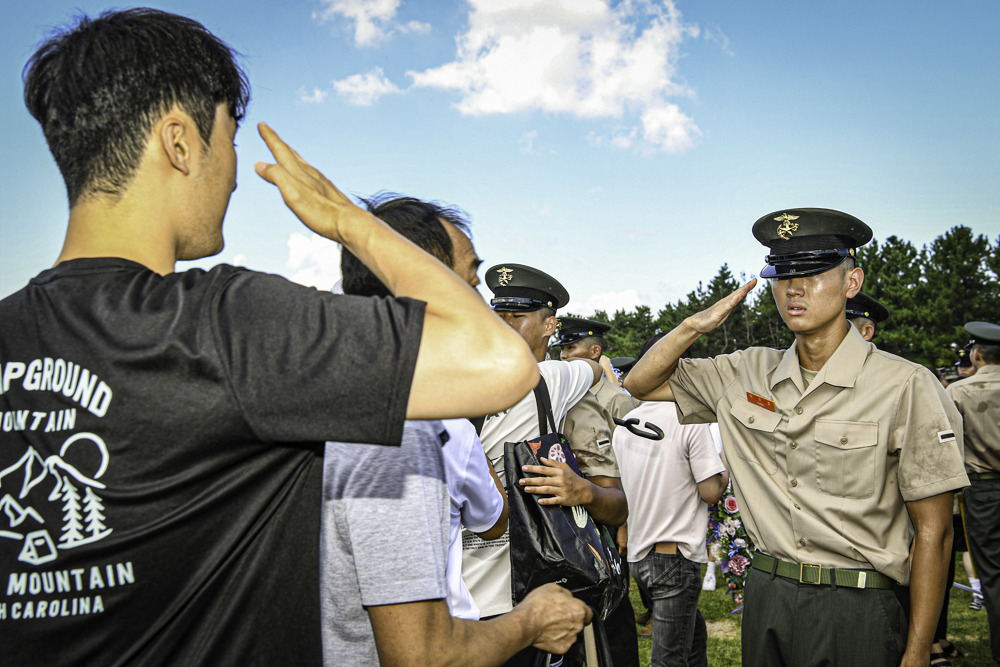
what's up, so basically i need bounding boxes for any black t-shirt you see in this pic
[0,258,424,665]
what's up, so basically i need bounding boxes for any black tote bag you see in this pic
[502,377,627,622]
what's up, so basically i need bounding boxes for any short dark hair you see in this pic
[341,193,472,297]
[974,343,1000,365]
[579,335,605,353]
[23,8,250,206]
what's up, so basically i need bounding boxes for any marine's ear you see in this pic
[845,266,864,299]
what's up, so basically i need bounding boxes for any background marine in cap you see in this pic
[947,320,1000,664]
[626,208,968,667]
[462,263,627,666]
[553,316,642,420]
[845,292,889,342]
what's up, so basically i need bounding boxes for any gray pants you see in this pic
[741,567,906,666]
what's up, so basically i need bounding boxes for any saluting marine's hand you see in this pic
[254,122,372,244]
[685,279,758,334]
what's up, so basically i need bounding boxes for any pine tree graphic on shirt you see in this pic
[82,487,111,541]
[59,477,86,547]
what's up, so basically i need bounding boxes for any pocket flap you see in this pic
[730,400,781,433]
[814,420,878,449]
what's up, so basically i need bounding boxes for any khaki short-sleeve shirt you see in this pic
[948,364,1000,473]
[591,377,642,420]
[668,325,968,584]
[562,391,621,478]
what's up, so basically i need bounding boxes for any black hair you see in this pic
[578,335,605,353]
[341,193,472,297]
[974,343,1000,365]
[23,8,250,206]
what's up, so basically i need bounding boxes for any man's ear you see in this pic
[543,315,558,337]
[159,115,193,175]
[589,345,602,361]
[862,323,876,342]
[845,266,864,299]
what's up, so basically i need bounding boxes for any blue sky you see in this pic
[2,0,998,312]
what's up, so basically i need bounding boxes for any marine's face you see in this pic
[443,220,482,287]
[770,264,862,336]
[559,339,600,362]
[499,309,555,361]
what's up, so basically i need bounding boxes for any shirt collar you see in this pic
[770,324,870,392]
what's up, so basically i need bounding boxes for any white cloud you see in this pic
[573,289,645,316]
[231,253,248,267]
[703,24,733,56]
[399,20,431,35]
[407,0,701,153]
[285,232,342,291]
[313,0,401,46]
[299,87,329,104]
[333,67,401,106]
[518,130,540,155]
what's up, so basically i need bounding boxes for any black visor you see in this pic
[760,248,854,278]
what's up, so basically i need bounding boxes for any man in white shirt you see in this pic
[613,336,729,667]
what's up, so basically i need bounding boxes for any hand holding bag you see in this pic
[502,377,627,622]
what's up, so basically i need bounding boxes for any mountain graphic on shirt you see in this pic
[0,441,113,562]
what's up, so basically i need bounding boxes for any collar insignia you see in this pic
[774,213,800,240]
[497,266,514,286]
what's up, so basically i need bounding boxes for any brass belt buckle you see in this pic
[799,562,822,585]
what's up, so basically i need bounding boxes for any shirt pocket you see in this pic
[729,400,782,474]
[813,420,879,499]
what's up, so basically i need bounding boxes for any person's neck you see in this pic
[795,319,851,372]
[57,188,179,277]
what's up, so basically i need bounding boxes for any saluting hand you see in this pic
[685,278,758,334]
[254,122,374,245]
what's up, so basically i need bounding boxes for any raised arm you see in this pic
[254,123,538,419]
[625,279,756,401]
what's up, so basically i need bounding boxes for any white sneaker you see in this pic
[702,569,716,591]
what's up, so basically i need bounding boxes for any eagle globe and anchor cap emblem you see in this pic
[774,213,800,240]
[496,266,514,286]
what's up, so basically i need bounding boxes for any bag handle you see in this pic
[532,375,558,436]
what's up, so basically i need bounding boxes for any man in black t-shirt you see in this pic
[1,9,541,665]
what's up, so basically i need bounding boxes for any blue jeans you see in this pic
[632,551,707,667]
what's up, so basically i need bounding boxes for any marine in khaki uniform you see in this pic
[625,208,968,667]
[551,316,643,666]
[947,320,1000,664]
[845,292,889,342]
[553,317,642,420]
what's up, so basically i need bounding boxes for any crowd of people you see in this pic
[1,8,997,667]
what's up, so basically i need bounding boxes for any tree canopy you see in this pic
[562,226,998,370]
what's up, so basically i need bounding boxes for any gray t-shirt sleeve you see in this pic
[320,421,450,665]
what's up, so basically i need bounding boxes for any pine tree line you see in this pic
[572,226,999,370]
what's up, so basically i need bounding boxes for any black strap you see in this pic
[532,375,558,436]
[468,415,486,435]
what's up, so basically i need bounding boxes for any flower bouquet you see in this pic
[707,485,754,606]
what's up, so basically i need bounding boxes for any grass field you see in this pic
[625,556,991,666]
